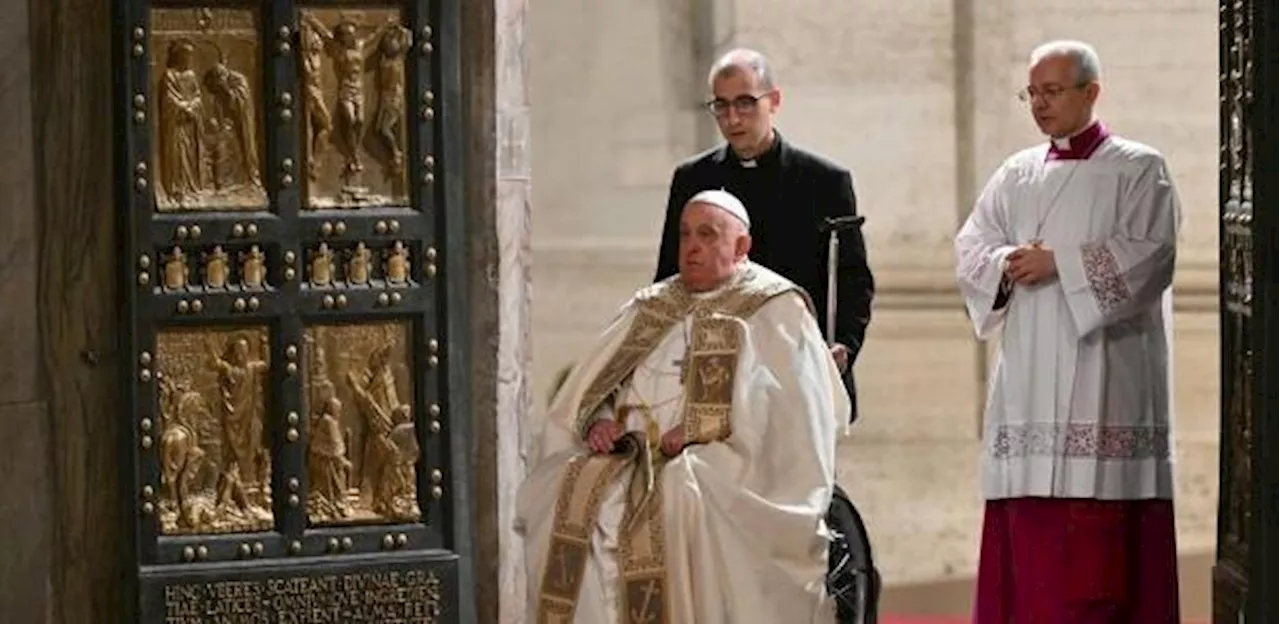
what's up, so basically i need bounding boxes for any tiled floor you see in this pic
[882,617,1209,623]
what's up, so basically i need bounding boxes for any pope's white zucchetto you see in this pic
[685,189,751,230]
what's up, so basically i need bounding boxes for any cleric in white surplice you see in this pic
[955,40,1183,623]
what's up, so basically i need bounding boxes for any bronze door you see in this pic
[1213,0,1254,618]
[1213,0,1276,622]
[114,2,474,621]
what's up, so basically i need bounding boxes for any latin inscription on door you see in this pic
[163,573,441,622]
[142,554,455,623]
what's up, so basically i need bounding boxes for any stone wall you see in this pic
[736,0,1219,281]
[529,0,1221,411]
[529,0,705,413]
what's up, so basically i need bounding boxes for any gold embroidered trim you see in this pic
[681,315,740,445]
[573,305,682,438]
[535,441,639,623]
[617,482,667,623]
[545,262,800,622]
[571,263,799,438]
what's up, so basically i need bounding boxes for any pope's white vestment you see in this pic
[515,262,848,623]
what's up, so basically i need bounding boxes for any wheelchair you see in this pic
[826,482,881,623]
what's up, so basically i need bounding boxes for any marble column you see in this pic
[0,0,53,620]
[495,0,532,621]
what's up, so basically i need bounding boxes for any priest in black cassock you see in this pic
[652,48,875,422]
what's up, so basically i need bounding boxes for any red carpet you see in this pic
[882,617,1207,624]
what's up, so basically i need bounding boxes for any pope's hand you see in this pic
[660,427,685,457]
[586,420,623,454]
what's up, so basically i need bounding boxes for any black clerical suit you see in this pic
[653,132,875,422]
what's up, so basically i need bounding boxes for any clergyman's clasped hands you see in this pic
[1004,240,1058,286]
[587,419,686,457]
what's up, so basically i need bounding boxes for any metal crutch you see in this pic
[820,215,867,345]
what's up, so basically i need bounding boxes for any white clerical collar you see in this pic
[690,281,728,299]
[738,159,758,168]
[1051,119,1099,149]
[688,264,747,299]
[1047,120,1109,162]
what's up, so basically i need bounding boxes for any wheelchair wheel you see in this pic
[827,483,880,624]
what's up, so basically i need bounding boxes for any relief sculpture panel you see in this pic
[303,322,421,526]
[155,327,274,535]
[150,8,268,212]
[299,8,412,209]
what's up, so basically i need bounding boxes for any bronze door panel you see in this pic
[116,1,471,621]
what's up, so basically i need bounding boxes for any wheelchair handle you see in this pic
[820,215,866,234]
[822,215,866,343]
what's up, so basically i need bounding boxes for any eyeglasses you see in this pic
[705,92,771,117]
[1016,82,1089,103]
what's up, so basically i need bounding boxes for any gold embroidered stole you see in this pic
[535,434,644,624]
[535,264,798,624]
[612,313,744,624]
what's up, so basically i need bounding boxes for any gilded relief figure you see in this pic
[303,323,419,526]
[240,244,266,289]
[309,242,334,287]
[150,7,267,212]
[302,13,397,189]
[347,243,372,285]
[372,24,411,181]
[298,8,411,209]
[155,327,273,535]
[163,246,190,291]
[300,17,333,184]
[158,374,210,530]
[304,333,338,407]
[347,344,418,519]
[385,241,410,285]
[303,333,351,521]
[158,40,206,209]
[308,396,353,521]
[203,51,262,190]
[203,245,229,289]
[206,336,272,516]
